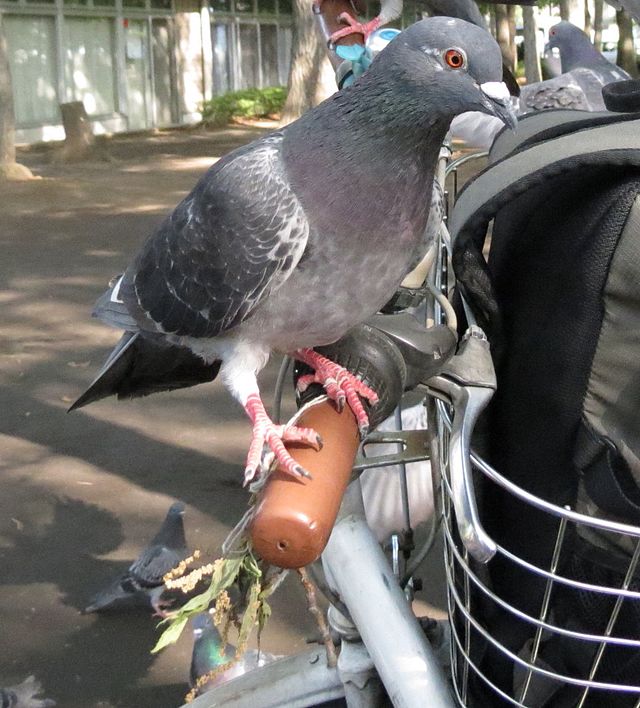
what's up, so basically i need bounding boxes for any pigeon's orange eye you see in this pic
[444,48,465,69]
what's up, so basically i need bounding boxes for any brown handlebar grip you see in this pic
[249,397,360,568]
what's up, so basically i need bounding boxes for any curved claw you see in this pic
[294,348,379,439]
[243,394,321,485]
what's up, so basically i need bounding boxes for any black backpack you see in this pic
[449,109,640,707]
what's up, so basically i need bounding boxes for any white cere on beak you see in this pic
[480,81,511,102]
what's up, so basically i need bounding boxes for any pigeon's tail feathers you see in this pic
[68,332,221,411]
[1,676,56,708]
[92,274,140,332]
[83,575,143,613]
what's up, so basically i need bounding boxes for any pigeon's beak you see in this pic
[479,81,518,131]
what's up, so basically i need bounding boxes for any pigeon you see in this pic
[84,502,188,615]
[190,613,279,694]
[70,18,516,484]
[450,64,620,150]
[605,0,640,22]
[313,0,403,45]
[545,21,631,83]
[0,676,55,708]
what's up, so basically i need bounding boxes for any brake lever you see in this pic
[426,326,497,563]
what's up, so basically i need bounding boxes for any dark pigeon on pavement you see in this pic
[71,18,515,484]
[84,502,188,615]
[0,676,55,708]
[546,21,631,83]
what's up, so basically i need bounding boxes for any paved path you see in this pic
[0,124,447,707]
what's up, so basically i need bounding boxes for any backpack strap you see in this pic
[489,109,640,162]
[450,117,640,344]
[575,420,640,524]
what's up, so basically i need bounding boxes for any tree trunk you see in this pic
[593,0,604,50]
[280,0,335,125]
[523,5,542,84]
[507,4,517,74]
[616,9,639,77]
[494,5,514,71]
[584,1,592,36]
[0,15,32,180]
[559,0,584,26]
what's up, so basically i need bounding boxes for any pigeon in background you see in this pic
[84,502,188,615]
[546,21,631,83]
[0,676,55,708]
[71,18,515,484]
[606,0,640,22]
[190,612,279,694]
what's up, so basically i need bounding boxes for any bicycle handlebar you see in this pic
[250,396,361,568]
[249,323,408,567]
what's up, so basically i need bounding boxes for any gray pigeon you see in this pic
[70,18,515,483]
[0,676,55,708]
[84,502,188,615]
[545,21,631,83]
[190,613,279,694]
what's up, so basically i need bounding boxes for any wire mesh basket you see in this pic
[436,401,640,708]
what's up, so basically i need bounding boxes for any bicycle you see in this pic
[181,8,640,708]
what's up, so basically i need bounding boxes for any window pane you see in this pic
[234,0,253,13]
[211,0,231,11]
[278,0,292,16]
[123,0,146,8]
[95,0,117,6]
[239,23,259,88]
[150,0,172,8]
[257,0,275,14]
[277,25,291,85]
[211,23,231,94]
[260,24,279,86]
[63,18,117,116]
[5,15,59,125]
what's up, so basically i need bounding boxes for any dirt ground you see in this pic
[0,124,446,707]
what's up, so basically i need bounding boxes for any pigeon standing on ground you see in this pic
[546,21,631,83]
[71,18,515,484]
[0,676,55,708]
[84,502,188,615]
[190,613,279,694]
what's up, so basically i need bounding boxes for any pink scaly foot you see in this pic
[243,393,322,485]
[294,348,379,437]
[328,13,381,45]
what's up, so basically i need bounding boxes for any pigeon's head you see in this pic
[168,501,186,517]
[546,21,589,52]
[372,17,517,129]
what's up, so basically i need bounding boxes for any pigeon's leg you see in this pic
[220,354,323,483]
[328,12,381,44]
[312,0,381,44]
[243,393,322,484]
[151,594,174,619]
[293,348,379,437]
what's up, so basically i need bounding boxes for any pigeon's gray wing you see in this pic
[128,544,185,587]
[519,70,606,113]
[122,132,310,339]
[0,676,56,708]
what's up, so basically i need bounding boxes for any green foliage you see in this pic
[202,87,287,126]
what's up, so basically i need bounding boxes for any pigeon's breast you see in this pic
[238,221,420,352]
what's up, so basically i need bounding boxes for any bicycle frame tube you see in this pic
[322,479,455,707]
